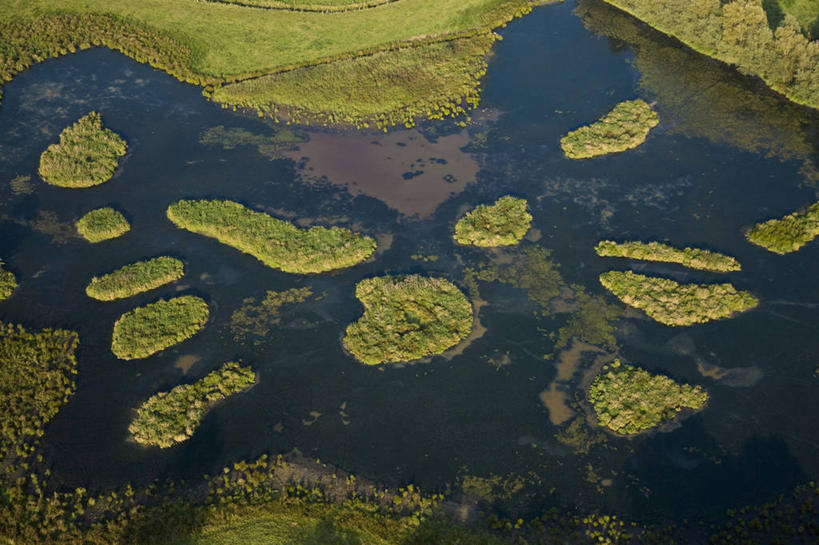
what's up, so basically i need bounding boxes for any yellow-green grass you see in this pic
[129,362,255,448]
[560,99,658,159]
[0,263,17,300]
[212,33,496,128]
[588,359,708,435]
[38,112,127,188]
[166,199,376,274]
[453,195,532,247]
[86,257,184,301]
[599,271,758,326]
[778,0,819,34]
[76,207,131,243]
[595,240,741,272]
[343,275,473,365]
[207,0,396,12]
[111,296,209,360]
[746,201,819,254]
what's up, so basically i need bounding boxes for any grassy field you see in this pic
[746,201,819,254]
[595,240,741,272]
[453,195,532,247]
[207,0,397,11]
[76,207,130,242]
[86,256,184,301]
[560,99,658,159]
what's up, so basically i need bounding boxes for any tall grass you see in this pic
[595,240,741,272]
[75,207,131,243]
[86,257,184,301]
[560,99,659,159]
[746,201,819,254]
[0,262,17,300]
[453,195,532,247]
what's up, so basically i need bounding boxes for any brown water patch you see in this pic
[288,129,479,218]
[173,354,201,374]
[374,233,393,255]
[440,299,487,360]
[339,401,351,426]
[697,359,763,387]
[302,410,322,426]
[540,385,574,426]
[555,340,604,381]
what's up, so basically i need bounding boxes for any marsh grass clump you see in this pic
[746,202,819,254]
[166,199,376,274]
[588,359,708,435]
[111,296,209,360]
[231,287,314,342]
[75,207,130,242]
[38,112,127,188]
[86,257,184,301]
[453,196,532,247]
[595,240,741,272]
[560,99,658,159]
[0,262,17,300]
[343,275,473,365]
[129,362,256,448]
[599,270,757,326]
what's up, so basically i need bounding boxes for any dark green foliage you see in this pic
[762,0,786,29]
[453,195,532,247]
[0,262,17,300]
[560,99,658,159]
[86,257,184,301]
[38,112,127,188]
[75,207,130,242]
[746,201,819,253]
[555,286,622,351]
[595,240,741,272]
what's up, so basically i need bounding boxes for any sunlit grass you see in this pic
[76,207,131,243]
[746,201,819,254]
[560,99,658,159]
[595,240,741,272]
[453,195,531,247]
[86,257,184,301]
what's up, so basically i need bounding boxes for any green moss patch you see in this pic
[588,360,708,435]
[0,263,17,301]
[76,207,131,243]
[86,257,184,302]
[599,271,757,326]
[595,240,741,272]
[343,275,473,365]
[453,195,532,247]
[560,99,658,159]
[166,199,376,274]
[129,362,256,448]
[38,112,127,188]
[111,296,209,360]
[746,201,819,254]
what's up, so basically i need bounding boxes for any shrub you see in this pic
[453,196,532,247]
[86,257,184,301]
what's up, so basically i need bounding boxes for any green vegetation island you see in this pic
[560,99,658,159]
[746,201,819,254]
[111,296,209,360]
[343,275,473,365]
[601,0,819,110]
[75,207,131,243]
[86,257,185,301]
[453,195,532,247]
[38,112,127,188]
[599,270,758,326]
[0,262,17,300]
[587,360,709,435]
[166,199,376,274]
[129,362,256,448]
[595,240,741,272]
[0,1,534,128]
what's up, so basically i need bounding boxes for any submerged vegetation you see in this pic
[199,125,306,159]
[230,287,314,343]
[453,195,532,247]
[599,271,758,326]
[588,360,709,435]
[38,112,127,188]
[0,262,17,300]
[343,275,473,365]
[111,296,209,360]
[746,201,819,254]
[595,240,741,272]
[166,200,376,274]
[129,362,256,448]
[75,207,131,242]
[86,257,184,301]
[560,99,659,159]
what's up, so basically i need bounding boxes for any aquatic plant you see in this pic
[595,240,741,272]
[746,201,819,254]
[166,199,376,274]
[86,257,184,301]
[343,275,473,365]
[554,286,621,351]
[587,359,708,435]
[111,296,209,360]
[75,207,130,243]
[199,125,306,159]
[465,246,564,308]
[230,287,313,342]
[129,362,256,448]
[599,270,758,326]
[38,112,127,188]
[453,195,532,247]
[8,175,33,195]
[560,99,659,159]
[0,262,17,300]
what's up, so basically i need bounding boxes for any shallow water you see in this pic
[1,0,818,526]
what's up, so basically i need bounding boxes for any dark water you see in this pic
[1,0,818,525]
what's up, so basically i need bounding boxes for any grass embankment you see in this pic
[560,99,659,159]
[86,257,184,301]
[206,0,396,12]
[595,240,741,272]
[166,200,376,274]
[76,207,131,242]
[599,271,758,326]
[0,322,78,463]
[588,360,708,435]
[0,263,17,300]
[130,362,255,448]
[746,201,819,254]
[111,296,209,360]
[343,275,473,365]
[38,112,127,188]
[453,195,532,247]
